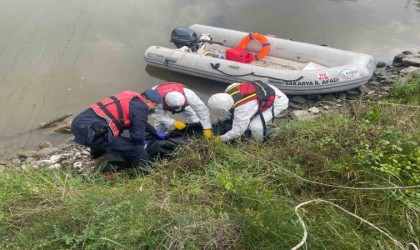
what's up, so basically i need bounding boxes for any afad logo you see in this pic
[338,68,359,79]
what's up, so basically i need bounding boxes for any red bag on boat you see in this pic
[225,47,254,63]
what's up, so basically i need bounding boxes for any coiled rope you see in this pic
[238,149,419,249]
[292,199,418,250]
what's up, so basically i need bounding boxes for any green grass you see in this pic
[1,77,419,249]
[388,76,420,105]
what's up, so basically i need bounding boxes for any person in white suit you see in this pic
[152,82,213,139]
[207,81,288,142]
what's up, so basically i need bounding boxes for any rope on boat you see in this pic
[210,63,304,82]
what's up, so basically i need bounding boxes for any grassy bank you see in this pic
[1,77,419,249]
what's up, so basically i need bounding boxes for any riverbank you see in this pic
[1,51,419,249]
[1,51,419,172]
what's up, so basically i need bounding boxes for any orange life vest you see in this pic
[155,82,188,112]
[225,81,275,112]
[90,90,145,136]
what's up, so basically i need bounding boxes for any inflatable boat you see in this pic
[144,24,376,95]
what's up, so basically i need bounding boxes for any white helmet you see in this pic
[208,93,234,111]
[165,92,186,109]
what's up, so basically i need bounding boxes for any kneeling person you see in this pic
[71,89,164,168]
[152,82,213,139]
[208,81,288,142]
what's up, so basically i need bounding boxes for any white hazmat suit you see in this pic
[152,85,212,133]
[208,83,288,142]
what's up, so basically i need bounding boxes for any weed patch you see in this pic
[1,76,420,249]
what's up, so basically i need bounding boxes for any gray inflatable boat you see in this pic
[144,24,376,95]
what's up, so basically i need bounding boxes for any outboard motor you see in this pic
[170,27,201,52]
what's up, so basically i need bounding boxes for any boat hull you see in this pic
[144,24,376,95]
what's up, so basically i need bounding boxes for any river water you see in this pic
[0,0,419,156]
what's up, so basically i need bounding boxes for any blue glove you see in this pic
[155,131,167,140]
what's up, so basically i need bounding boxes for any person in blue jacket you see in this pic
[71,89,166,168]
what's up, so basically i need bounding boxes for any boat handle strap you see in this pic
[210,62,304,83]
[165,57,177,63]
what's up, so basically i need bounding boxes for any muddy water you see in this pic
[0,0,419,155]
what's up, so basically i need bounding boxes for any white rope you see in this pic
[375,101,420,108]
[291,199,419,250]
[319,97,420,109]
[240,149,420,191]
